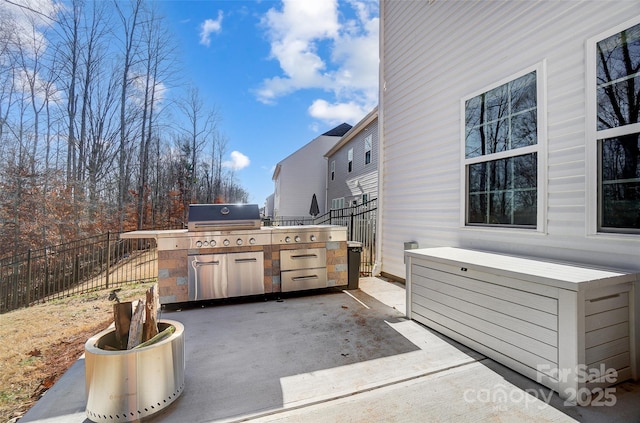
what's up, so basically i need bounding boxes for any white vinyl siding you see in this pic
[273,134,340,218]
[380,0,640,279]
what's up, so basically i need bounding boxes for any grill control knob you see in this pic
[223,239,230,246]
[236,238,243,246]
[310,235,317,242]
[203,241,209,247]
[249,238,256,245]
[195,241,203,247]
[210,240,217,247]
[285,236,291,243]
[295,236,301,242]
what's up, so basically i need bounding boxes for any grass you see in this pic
[0,282,155,423]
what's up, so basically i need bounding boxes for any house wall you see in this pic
[273,135,340,218]
[379,0,640,279]
[327,117,379,207]
[264,193,275,219]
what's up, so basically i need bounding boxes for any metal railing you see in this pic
[269,198,377,276]
[0,233,157,314]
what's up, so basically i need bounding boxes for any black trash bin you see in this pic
[347,241,362,290]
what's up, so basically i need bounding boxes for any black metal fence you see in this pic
[269,198,377,276]
[0,233,157,314]
[2,200,377,314]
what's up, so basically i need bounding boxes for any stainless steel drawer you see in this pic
[281,268,328,292]
[280,248,326,271]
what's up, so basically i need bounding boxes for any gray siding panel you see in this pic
[327,118,379,205]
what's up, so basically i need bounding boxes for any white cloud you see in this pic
[0,0,59,56]
[199,10,223,47]
[223,151,250,170]
[308,99,367,124]
[257,0,378,124]
[1,1,61,105]
[129,72,167,108]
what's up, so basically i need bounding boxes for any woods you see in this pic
[0,0,249,258]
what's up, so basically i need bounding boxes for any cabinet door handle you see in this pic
[234,258,258,263]
[292,254,318,259]
[588,293,620,302]
[194,260,220,267]
[292,275,318,281]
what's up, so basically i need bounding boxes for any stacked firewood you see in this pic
[107,284,173,350]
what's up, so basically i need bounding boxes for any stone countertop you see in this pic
[120,229,187,239]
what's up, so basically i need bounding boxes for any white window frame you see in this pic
[330,160,335,181]
[460,61,547,232]
[348,148,353,172]
[586,16,640,237]
[364,134,372,165]
[331,197,345,210]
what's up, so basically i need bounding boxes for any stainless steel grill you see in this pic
[187,203,261,231]
[186,204,265,300]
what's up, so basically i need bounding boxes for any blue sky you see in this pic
[158,0,380,205]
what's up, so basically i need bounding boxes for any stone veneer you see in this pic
[158,241,348,304]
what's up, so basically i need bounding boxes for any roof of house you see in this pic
[322,123,353,137]
[272,123,354,180]
[325,106,378,157]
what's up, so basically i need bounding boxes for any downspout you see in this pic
[324,156,329,217]
[373,0,385,277]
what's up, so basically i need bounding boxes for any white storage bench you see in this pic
[405,247,639,400]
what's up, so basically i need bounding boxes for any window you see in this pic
[463,67,543,228]
[592,21,640,233]
[362,193,369,204]
[364,135,372,165]
[348,148,353,172]
[331,197,344,210]
[330,160,335,181]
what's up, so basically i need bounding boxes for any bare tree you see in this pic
[135,4,176,230]
[0,0,251,258]
[114,0,144,231]
[178,87,219,208]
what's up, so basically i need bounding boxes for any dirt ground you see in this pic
[0,282,155,423]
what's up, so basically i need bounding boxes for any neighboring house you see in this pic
[325,107,378,210]
[272,123,352,220]
[378,1,640,278]
[263,193,275,220]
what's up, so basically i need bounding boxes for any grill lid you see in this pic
[188,204,261,231]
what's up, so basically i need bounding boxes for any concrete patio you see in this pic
[20,277,640,423]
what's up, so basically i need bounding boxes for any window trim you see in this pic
[364,134,372,165]
[348,148,353,173]
[330,160,335,181]
[459,61,547,232]
[586,16,640,236]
